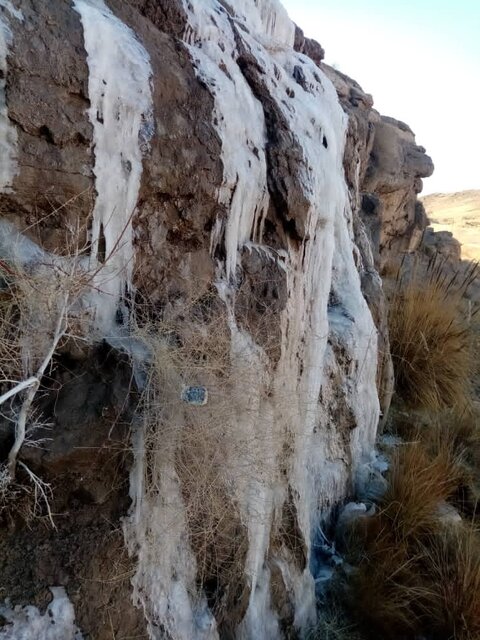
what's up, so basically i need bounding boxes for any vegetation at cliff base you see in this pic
[348,419,480,639]
[334,260,480,640]
[388,260,477,410]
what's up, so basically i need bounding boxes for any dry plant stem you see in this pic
[0,376,38,405]
[7,290,69,478]
[17,460,55,528]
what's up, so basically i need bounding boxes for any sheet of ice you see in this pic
[0,3,19,192]
[124,410,219,639]
[127,1,380,637]
[234,0,295,47]
[219,9,376,634]
[73,0,153,334]
[0,219,47,266]
[0,587,83,640]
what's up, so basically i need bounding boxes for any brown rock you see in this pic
[294,24,325,66]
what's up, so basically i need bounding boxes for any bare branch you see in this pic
[0,376,38,406]
[7,290,69,477]
[17,461,56,528]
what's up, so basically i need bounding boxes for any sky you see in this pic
[281,0,480,195]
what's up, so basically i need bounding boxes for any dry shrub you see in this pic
[381,440,461,538]
[0,228,95,522]
[348,438,472,638]
[136,298,270,627]
[388,260,477,410]
[419,524,480,640]
[0,463,54,530]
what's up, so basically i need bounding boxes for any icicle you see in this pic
[183,0,270,280]
[73,0,154,334]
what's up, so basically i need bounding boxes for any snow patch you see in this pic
[73,0,153,333]
[0,587,83,640]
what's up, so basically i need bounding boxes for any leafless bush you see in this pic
[0,219,108,523]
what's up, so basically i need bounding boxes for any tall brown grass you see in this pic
[349,438,461,637]
[393,407,480,520]
[348,418,480,639]
[386,258,480,411]
[381,440,461,537]
[420,524,480,640]
[388,266,474,410]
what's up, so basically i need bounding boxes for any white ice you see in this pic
[183,1,270,280]
[0,587,83,640]
[0,2,19,192]
[73,0,154,334]
[127,0,380,638]
[0,1,23,21]
[234,0,295,48]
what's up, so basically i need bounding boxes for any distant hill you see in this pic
[422,190,480,261]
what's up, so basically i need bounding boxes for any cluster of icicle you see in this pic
[125,1,379,638]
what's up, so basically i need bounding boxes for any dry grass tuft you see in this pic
[419,524,480,640]
[393,408,480,520]
[348,412,480,639]
[387,256,479,411]
[381,440,461,538]
[307,606,364,640]
[388,270,474,410]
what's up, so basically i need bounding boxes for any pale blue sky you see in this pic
[282,0,480,194]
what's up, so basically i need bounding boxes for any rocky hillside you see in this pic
[0,1,436,639]
[422,190,480,261]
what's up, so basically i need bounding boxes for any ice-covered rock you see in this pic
[0,0,435,638]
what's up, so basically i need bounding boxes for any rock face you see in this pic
[0,1,433,639]
[322,66,434,273]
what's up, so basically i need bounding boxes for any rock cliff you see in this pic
[0,1,434,638]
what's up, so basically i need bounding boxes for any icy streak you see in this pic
[0,3,19,192]
[73,0,153,334]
